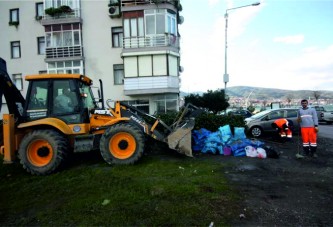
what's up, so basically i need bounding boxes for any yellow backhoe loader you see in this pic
[0,57,197,175]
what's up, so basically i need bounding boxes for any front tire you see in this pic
[100,123,145,165]
[18,129,69,175]
[250,126,263,137]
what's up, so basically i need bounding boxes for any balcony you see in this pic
[45,46,83,59]
[41,8,81,25]
[123,34,179,49]
[124,76,179,95]
[121,0,178,7]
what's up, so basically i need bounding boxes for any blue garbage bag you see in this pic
[201,141,223,154]
[233,127,246,140]
[202,131,224,154]
[218,125,232,143]
[192,128,212,151]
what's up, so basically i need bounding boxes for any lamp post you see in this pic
[224,2,260,95]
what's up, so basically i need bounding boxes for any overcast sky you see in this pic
[179,0,333,93]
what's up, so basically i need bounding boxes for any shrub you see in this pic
[45,5,72,17]
[158,111,245,132]
[194,112,245,132]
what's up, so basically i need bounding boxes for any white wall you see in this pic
[80,0,125,102]
[0,0,46,117]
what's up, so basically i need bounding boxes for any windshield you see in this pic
[79,82,98,109]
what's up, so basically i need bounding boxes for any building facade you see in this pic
[0,0,183,115]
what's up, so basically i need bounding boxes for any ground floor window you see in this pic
[153,94,179,114]
[122,99,149,113]
[47,60,83,74]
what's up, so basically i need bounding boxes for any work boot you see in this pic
[302,147,310,157]
[309,147,318,158]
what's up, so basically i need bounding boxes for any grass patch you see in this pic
[0,151,242,226]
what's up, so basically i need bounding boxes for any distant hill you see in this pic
[181,86,333,101]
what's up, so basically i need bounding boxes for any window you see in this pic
[11,41,21,58]
[287,110,298,118]
[53,80,79,114]
[35,2,44,19]
[114,64,124,85]
[47,60,83,74]
[112,27,123,47]
[122,100,149,113]
[153,94,178,113]
[37,37,45,55]
[26,81,48,118]
[10,8,19,23]
[39,70,47,74]
[145,9,177,36]
[269,110,284,120]
[123,11,144,38]
[45,0,78,10]
[45,23,81,48]
[12,74,23,90]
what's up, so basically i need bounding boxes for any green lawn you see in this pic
[0,151,242,226]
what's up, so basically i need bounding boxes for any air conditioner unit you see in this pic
[178,15,184,24]
[109,6,120,18]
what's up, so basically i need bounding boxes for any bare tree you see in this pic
[286,93,293,107]
[313,91,321,105]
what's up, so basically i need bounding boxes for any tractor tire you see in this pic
[18,129,69,175]
[100,123,145,165]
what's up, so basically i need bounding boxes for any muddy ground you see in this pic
[207,134,333,226]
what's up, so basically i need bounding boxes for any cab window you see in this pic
[26,81,48,119]
[79,82,97,109]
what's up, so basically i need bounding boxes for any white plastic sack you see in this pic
[245,146,257,157]
[257,147,267,159]
[245,146,267,159]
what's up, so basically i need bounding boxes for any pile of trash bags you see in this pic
[192,125,279,159]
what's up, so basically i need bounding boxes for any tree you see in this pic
[184,93,204,107]
[247,104,255,113]
[286,93,293,107]
[184,89,229,114]
[313,91,321,105]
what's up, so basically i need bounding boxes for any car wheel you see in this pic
[250,126,263,137]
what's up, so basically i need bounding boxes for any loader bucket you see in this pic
[167,119,195,157]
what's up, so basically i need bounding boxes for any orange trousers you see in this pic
[301,127,317,147]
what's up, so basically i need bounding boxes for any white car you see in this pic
[245,108,299,137]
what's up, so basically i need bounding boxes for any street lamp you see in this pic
[224,2,260,95]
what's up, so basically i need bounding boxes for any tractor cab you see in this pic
[24,74,98,124]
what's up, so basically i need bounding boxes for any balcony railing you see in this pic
[123,34,179,49]
[124,76,179,95]
[42,8,80,20]
[45,46,83,59]
[121,0,177,7]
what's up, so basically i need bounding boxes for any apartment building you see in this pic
[0,0,183,115]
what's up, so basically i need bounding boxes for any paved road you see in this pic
[318,123,333,139]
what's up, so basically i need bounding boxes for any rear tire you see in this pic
[18,129,68,175]
[100,123,145,165]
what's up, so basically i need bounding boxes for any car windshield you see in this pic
[249,109,272,119]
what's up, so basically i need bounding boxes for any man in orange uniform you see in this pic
[271,118,293,140]
[298,99,319,158]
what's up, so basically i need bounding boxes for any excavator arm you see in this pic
[0,58,25,122]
